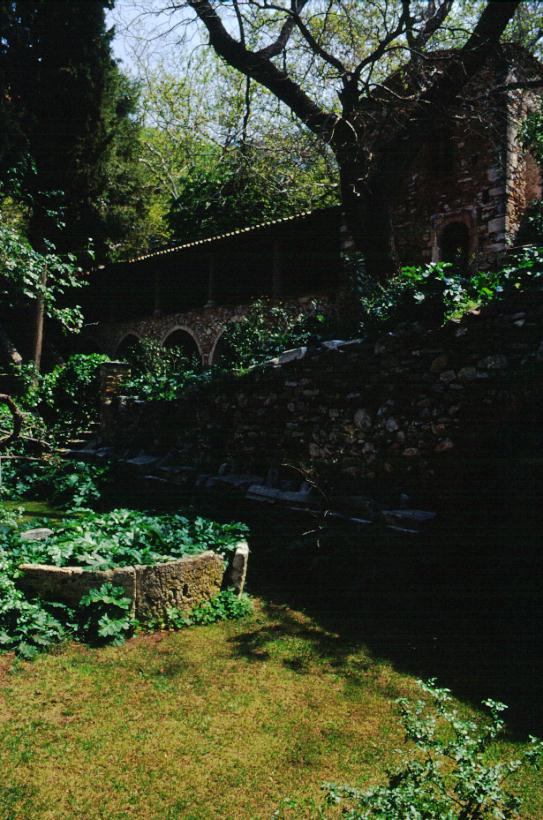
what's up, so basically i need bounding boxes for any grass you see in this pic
[2,499,69,525]
[0,599,542,819]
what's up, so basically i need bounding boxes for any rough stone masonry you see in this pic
[19,542,249,622]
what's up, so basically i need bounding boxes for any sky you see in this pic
[107,1,200,75]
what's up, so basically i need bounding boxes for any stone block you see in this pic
[20,528,54,542]
[19,548,245,624]
[226,541,250,595]
[19,564,137,616]
[278,346,307,364]
[487,217,505,234]
[134,551,224,621]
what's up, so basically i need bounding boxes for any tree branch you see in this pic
[414,0,454,50]
[376,1,522,189]
[187,0,337,140]
[0,394,23,449]
[256,0,309,59]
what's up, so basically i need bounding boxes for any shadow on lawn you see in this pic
[235,490,543,741]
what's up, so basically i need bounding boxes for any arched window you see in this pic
[163,328,201,366]
[116,333,140,359]
[438,222,470,272]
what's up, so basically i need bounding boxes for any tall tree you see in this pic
[0,0,149,367]
[0,0,149,261]
[120,43,339,244]
[142,0,534,278]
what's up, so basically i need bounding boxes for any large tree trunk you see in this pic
[32,267,47,373]
[340,166,398,279]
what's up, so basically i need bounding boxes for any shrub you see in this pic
[122,337,201,400]
[164,588,253,630]
[322,678,543,819]
[40,353,110,420]
[216,298,335,372]
[354,246,543,333]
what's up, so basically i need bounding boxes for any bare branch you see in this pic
[256,0,309,59]
[414,0,455,50]
[187,0,337,140]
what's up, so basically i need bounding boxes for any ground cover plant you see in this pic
[320,679,543,819]
[13,508,248,570]
[0,504,249,658]
[0,456,110,511]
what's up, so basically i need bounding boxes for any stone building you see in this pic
[82,46,542,365]
[392,45,542,269]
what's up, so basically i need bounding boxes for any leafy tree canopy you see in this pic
[0,0,149,262]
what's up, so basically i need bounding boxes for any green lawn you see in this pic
[1,598,542,819]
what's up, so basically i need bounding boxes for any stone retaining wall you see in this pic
[19,542,249,622]
[101,286,543,505]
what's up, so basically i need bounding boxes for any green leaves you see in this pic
[0,218,85,334]
[79,582,134,646]
[164,589,253,631]
[0,457,110,512]
[354,247,543,333]
[121,338,200,401]
[23,509,248,571]
[215,298,335,372]
[322,678,543,819]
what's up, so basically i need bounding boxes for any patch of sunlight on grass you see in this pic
[0,600,542,819]
[1,499,70,524]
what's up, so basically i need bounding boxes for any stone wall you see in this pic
[19,542,249,622]
[88,292,337,366]
[102,287,543,506]
[393,49,542,269]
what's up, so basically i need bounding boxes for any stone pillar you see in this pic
[153,270,162,316]
[272,240,283,298]
[226,541,249,595]
[99,361,131,442]
[206,253,217,307]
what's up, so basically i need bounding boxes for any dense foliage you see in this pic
[0,0,148,262]
[128,41,339,246]
[38,353,110,428]
[321,679,543,819]
[121,338,203,401]
[214,298,337,372]
[0,210,85,340]
[167,143,336,243]
[15,508,247,570]
[0,505,249,658]
[352,246,543,332]
[0,457,110,512]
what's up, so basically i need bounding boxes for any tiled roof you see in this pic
[122,206,341,265]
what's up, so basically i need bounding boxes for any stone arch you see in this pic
[161,326,203,366]
[115,333,141,359]
[432,209,477,269]
[439,221,470,270]
[208,316,244,367]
